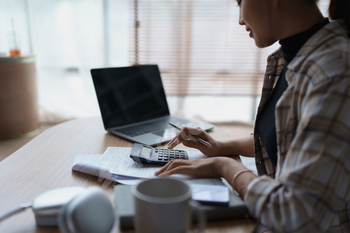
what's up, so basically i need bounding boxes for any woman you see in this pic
[155,0,350,232]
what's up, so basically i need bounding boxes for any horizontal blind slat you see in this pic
[130,0,279,96]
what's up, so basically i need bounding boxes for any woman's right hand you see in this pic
[167,126,222,157]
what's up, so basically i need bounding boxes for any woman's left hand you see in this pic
[154,157,240,178]
[155,157,258,198]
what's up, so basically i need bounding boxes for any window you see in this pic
[129,0,330,122]
[130,0,280,97]
[0,0,330,123]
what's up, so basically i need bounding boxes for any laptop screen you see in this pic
[91,65,170,129]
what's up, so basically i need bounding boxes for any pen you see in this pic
[168,122,212,147]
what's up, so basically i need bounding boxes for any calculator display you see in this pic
[140,147,152,159]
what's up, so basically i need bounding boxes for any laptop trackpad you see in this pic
[152,128,177,138]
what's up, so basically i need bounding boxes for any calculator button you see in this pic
[158,158,163,161]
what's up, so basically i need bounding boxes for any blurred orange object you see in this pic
[0,56,38,137]
[9,49,21,57]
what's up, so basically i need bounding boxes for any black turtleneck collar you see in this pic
[279,18,330,63]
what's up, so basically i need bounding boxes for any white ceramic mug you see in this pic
[131,178,205,233]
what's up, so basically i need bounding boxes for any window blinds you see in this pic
[129,0,279,96]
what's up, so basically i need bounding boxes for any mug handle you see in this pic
[188,200,206,233]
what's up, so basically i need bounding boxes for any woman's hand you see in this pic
[167,127,221,156]
[155,157,258,197]
[154,157,241,178]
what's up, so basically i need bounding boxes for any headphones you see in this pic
[56,187,115,233]
[0,186,115,233]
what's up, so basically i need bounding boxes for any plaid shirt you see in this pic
[245,20,350,232]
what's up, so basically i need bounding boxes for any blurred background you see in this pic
[0,0,330,125]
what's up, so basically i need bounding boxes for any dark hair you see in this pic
[328,0,350,37]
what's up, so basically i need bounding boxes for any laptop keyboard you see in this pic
[115,119,173,137]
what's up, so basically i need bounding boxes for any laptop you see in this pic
[91,65,214,146]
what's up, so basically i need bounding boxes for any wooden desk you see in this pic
[0,117,256,232]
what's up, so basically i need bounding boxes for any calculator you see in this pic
[130,143,188,165]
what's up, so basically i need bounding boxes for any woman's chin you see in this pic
[254,38,278,48]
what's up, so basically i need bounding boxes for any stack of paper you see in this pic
[72,147,208,185]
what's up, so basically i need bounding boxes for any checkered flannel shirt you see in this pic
[245,20,350,232]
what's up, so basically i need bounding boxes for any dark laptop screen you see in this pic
[91,65,170,129]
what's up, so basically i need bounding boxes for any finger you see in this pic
[181,137,201,148]
[188,127,211,141]
[167,137,182,149]
[155,159,188,176]
[154,160,174,175]
[181,136,211,152]
[168,132,180,145]
[167,129,190,149]
[155,159,184,175]
[168,127,210,149]
[179,129,191,141]
[182,127,212,145]
[169,130,187,144]
[161,165,198,177]
[183,127,203,136]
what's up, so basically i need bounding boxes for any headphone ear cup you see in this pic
[57,201,71,233]
[57,187,115,233]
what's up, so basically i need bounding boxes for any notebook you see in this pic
[114,178,250,230]
[91,65,214,146]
